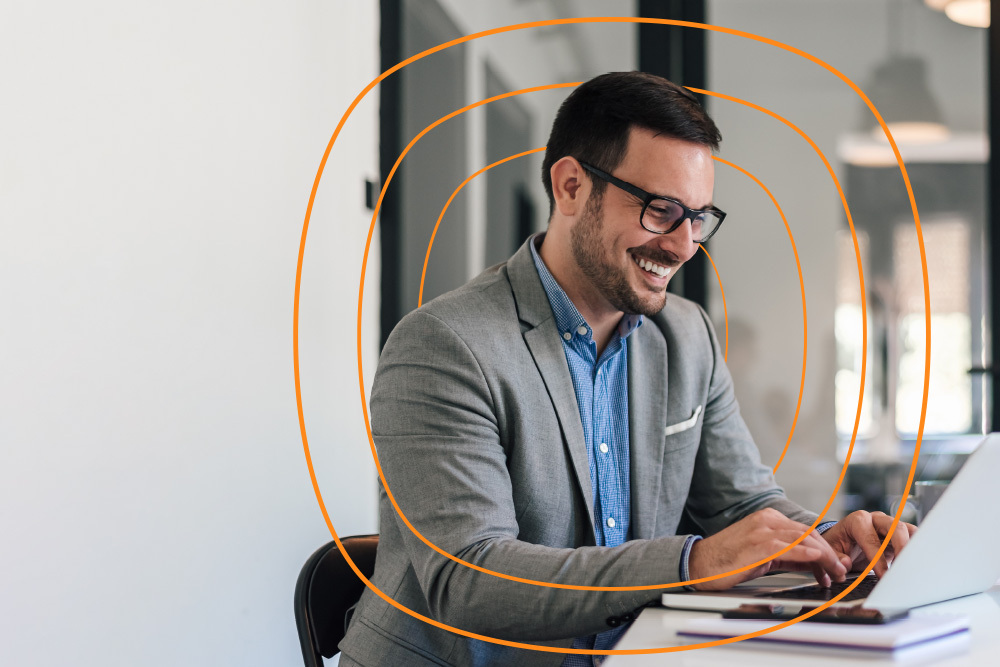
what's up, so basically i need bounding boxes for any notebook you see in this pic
[676,614,970,655]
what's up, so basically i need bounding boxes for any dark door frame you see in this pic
[989,3,999,430]
[379,0,403,350]
[637,0,709,308]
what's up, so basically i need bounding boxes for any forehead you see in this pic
[617,127,715,208]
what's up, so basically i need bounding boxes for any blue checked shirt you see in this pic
[530,241,835,666]
[529,241,639,666]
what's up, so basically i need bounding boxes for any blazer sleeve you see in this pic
[371,309,692,641]
[681,304,820,535]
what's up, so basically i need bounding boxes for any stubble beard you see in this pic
[570,195,668,317]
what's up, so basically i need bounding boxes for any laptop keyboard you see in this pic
[755,575,879,602]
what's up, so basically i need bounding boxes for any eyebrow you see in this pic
[582,162,716,211]
[639,188,715,212]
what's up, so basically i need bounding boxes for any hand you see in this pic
[688,508,851,591]
[820,510,917,578]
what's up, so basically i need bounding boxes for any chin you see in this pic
[617,286,668,317]
[637,296,668,317]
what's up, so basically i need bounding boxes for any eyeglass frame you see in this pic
[577,161,727,243]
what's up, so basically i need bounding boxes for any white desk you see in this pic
[604,584,1000,666]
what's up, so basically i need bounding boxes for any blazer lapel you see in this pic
[628,321,669,540]
[508,237,596,537]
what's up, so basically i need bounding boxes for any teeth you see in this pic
[634,256,671,277]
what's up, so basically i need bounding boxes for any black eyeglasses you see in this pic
[578,161,726,243]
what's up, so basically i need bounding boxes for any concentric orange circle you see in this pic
[293,17,931,657]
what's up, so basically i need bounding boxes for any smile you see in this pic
[632,255,672,278]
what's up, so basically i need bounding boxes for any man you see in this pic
[338,72,914,666]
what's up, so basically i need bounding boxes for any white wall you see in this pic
[1,1,380,664]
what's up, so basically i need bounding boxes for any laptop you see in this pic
[662,433,1000,614]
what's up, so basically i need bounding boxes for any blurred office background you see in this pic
[0,1,992,665]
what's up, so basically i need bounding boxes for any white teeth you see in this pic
[635,256,670,277]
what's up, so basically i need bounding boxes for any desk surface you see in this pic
[604,584,1000,666]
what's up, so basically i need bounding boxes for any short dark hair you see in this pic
[541,71,721,215]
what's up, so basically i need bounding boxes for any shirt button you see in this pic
[607,517,616,528]
[599,442,609,454]
[562,331,572,341]
[577,325,588,336]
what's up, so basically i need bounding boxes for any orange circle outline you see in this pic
[367,86,873,648]
[368,86,830,592]
[417,147,548,307]
[361,86,863,645]
[292,17,931,657]
[416,150,807,478]
[708,156,808,475]
[346,34,900,656]
[408,145,823,597]
[702,244,729,362]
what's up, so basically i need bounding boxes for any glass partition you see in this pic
[706,0,987,517]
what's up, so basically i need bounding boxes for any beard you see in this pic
[570,194,670,317]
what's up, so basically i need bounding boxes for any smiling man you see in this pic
[338,71,914,667]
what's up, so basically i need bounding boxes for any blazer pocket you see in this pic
[663,405,702,436]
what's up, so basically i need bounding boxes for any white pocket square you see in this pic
[664,405,703,436]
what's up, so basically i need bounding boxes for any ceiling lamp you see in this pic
[945,0,990,27]
[864,56,949,144]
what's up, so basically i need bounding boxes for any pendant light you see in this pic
[864,0,949,144]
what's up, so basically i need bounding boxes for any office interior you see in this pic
[1,1,992,664]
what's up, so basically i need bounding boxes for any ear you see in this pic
[549,156,589,217]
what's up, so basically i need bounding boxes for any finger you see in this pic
[755,514,848,579]
[849,513,891,577]
[783,528,848,571]
[774,531,847,580]
[840,553,853,571]
[813,523,855,571]
[811,562,832,588]
[821,539,854,571]
[872,512,910,564]
[804,530,849,581]
[771,544,827,569]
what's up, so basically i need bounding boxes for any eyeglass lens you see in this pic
[642,199,722,240]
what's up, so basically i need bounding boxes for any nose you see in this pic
[660,217,698,260]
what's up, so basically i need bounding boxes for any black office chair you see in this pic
[294,534,379,667]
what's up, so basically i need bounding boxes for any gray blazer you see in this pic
[339,236,815,666]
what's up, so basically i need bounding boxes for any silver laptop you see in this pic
[662,433,1000,613]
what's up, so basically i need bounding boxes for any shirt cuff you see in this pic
[679,534,703,591]
[816,521,837,534]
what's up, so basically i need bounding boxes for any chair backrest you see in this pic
[294,534,379,666]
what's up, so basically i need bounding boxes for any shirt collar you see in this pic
[528,233,642,342]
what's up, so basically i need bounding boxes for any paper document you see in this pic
[676,614,970,651]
